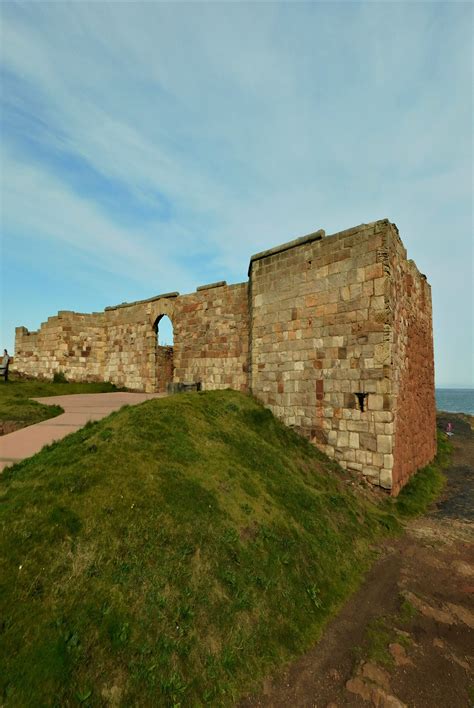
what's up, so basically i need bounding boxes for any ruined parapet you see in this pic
[12,312,107,382]
[13,283,250,394]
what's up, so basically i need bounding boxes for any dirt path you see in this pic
[0,392,165,472]
[241,414,474,707]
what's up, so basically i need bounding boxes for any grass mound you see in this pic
[0,391,433,706]
[0,378,119,431]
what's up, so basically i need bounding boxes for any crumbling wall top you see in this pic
[248,228,325,274]
[104,292,180,312]
[196,281,227,292]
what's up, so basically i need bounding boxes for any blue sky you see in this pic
[0,1,472,386]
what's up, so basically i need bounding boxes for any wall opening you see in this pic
[155,315,174,393]
[156,315,174,346]
[355,392,368,412]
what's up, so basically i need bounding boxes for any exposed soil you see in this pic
[0,421,26,436]
[241,414,473,708]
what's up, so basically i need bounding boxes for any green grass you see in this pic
[387,432,450,518]
[355,596,417,668]
[362,616,394,666]
[0,391,450,706]
[0,391,396,706]
[0,377,120,430]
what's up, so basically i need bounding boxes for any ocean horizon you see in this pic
[435,388,474,415]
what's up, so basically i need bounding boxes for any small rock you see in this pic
[346,676,372,702]
[433,638,445,649]
[361,662,391,691]
[389,643,413,667]
[445,602,474,629]
[347,677,406,708]
[328,668,341,681]
[395,629,410,638]
[371,687,407,708]
[402,591,454,625]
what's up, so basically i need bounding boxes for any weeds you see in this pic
[53,371,68,384]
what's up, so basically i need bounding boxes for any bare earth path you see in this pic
[242,414,474,708]
[0,392,165,472]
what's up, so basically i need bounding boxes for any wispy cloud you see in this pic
[0,1,472,385]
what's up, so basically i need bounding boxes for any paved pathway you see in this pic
[0,392,165,472]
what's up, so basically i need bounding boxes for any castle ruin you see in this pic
[12,219,436,494]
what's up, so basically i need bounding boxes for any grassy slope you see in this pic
[0,379,119,430]
[0,391,446,706]
[388,432,450,518]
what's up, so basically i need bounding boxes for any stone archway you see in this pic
[150,300,177,393]
[149,298,176,327]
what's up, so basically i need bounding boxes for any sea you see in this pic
[435,388,474,415]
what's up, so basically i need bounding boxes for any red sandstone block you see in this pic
[182,303,202,314]
[365,262,384,280]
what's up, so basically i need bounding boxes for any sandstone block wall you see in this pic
[102,304,155,391]
[14,283,249,394]
[12,219,435,493]
[248,220,436,491]
[388,233,437,494]
[249,221,396,488]
[169,283,249,392]
[14,311,107,382]
[156,346,174,393]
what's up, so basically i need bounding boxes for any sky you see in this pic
[0,1,472,387]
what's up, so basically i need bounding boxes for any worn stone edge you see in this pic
[196,281,227,292]
[105,292,180,311]
[248,229,326,274]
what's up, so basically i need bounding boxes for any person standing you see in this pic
[2,349,10,382]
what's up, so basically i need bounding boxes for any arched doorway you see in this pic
[154,315,174,393]
[156,315,174,347]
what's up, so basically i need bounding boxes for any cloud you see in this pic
[0,1,472,384]
[0,148,194,288]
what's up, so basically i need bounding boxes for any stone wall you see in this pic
[170,283,249,392]
[249,221,398,488]
[14,311,106,382]
[12,219,435,493]
[102,304,155,391]
[14,282,249,394]
[156,346,174,393]
[388,231,437,494]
